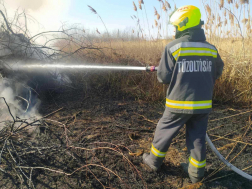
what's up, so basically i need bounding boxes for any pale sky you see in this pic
[2,1,203,36]
[2,0,251,41]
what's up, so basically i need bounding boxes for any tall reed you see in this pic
[72,1,252,105]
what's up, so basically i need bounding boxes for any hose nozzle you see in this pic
[146,66,158,72]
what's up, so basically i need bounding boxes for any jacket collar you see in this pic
[188,28,206,41]
[175,26,206,42]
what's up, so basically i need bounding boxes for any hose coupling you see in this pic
[146,66,158,72]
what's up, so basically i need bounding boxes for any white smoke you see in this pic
[3,0,71,44]
[0,0,71,131]
[0,75,41,132]
[8,0,46,11]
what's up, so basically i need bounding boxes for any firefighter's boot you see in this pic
[142,153,163,171]
[181,163,203,183]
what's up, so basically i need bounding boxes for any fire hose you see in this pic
[206,134,252,180]
[1,63,251,180]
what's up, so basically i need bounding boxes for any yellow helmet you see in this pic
[170,5,201,31]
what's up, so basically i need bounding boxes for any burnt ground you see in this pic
[0,85,252,189]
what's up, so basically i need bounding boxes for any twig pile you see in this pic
[0,99,147,188]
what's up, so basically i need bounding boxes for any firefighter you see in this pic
[143,5,224,183]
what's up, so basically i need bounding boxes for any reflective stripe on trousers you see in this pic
[166,99,212,110]
[151,144,166,158]
[189,156,206,168]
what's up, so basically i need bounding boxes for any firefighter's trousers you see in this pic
[148,107,209,178]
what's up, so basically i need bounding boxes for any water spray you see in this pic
[22,64,158,72]
[3,63,158,72]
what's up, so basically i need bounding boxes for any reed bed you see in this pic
[56,0,252,105]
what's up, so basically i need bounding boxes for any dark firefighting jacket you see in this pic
[157,28,224,114]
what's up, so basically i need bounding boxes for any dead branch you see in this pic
[209,110,252,122]
[0,97,15,122]
[0,10,15,35]
[115,124,153,132]
[14,107,63,133]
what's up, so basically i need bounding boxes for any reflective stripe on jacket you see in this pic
[157,29,224,114]
[170,42,218,60]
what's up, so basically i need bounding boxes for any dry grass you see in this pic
[55,0,252,105]
[99,38,252,104]
[138,136,183,166]
[217,143,235,151]
[227,0,233,4]
[207,37,252,103]
[179,183,203,189]
[240,0,249,4]
[165,0,171,9]
[205,4,211,15]
[56,35,252,104]
[220,0,224,9]
[133,2,137,11]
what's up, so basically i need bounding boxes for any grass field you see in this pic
[56,36,251,106]
[56,0,252,105]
